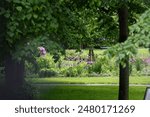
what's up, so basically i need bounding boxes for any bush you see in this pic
[64,67,78,77]
[87,57,118,76]
[36,54,55,69]
[25,61,39,78]
[135,58,144,71]
[129,57,146,76]
[39,69,57,78]
[62,62,88,77]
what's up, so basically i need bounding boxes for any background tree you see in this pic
[106,0,149,99]
[68,0,149,100]
[118,2,129,100]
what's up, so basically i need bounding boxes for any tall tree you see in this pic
[0,0,86,99]
[118,3,129,100]
[106,0,149,99]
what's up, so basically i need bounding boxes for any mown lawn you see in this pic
[30,76,149,100]
[36,86,146,100]
[28,76,150,84]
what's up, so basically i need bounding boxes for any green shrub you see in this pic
[88,57,106,74]
[25,61,39,78]
[39,69,57,78]
[135,58,144,71]
[87,57,117,76]
[36,54,55,69]
[62,62,88,77]
[64,67,78,77]
[76,62,87,76]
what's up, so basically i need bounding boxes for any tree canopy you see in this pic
[1,0,149,59]
[0,0,149,99]
[105,8,150,66]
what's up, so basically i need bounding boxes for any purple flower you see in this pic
[143,57,150,65]
[87,61,93,65]
[38,46,46,55]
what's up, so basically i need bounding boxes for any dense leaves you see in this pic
[0,0,85,60]
[1,0,149,59]
[105,9,150,66]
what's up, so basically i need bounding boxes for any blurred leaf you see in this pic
[16,6,22,11]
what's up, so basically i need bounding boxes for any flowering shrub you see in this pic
[129,57,150,76]
[25,49,150,78]
[143,57,150,65]
[38,47,46,56]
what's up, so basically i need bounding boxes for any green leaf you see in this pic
[7,31,14,38]
[26,14,32,20]
[33,14,38,19]
[16,6,22,12]
[13,0,21,3]
[4,13,10,18]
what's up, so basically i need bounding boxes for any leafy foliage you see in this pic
[105,8,150,66]
[129,9,150,47]
[0,0,85,60]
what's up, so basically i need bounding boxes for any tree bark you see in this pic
[118,4,129,100]
[0,0,33,99]
[88,48,95,62]
[5,54,25,88]
[0,0,7,61]
[0,0,25,88]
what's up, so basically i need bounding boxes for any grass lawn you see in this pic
[30,76,149,100]
[137,48,150,58]
[66,48,149,58]
[36,86,146,100]
[28,76,150,85]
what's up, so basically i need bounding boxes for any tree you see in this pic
[0,0,149,99]
[129,9,150,46]
[69,0,148,100]
[106,1,149,99]
[118,3,129,100]
[0,0,84,99]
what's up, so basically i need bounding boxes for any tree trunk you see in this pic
[88,48,95,61]
[0,0,33,99]
[0,0,7,61]
[118,4,129,100]
[5,54,25,88]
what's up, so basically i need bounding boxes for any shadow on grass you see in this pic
[0,82,37,100]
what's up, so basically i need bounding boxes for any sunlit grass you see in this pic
[36,86,146,100]
[66,48,149,58]
[137,48,149,58]
[28,76,150,84]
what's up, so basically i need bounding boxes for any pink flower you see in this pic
[38,46,46,55]
[143,58,150,65]
[87,61,93,64]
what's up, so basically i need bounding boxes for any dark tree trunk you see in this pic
[118,4,129,100]
[5,54,25,88]
[0,0,34,100]
[88,48,95,61]
[0,0,7,61]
